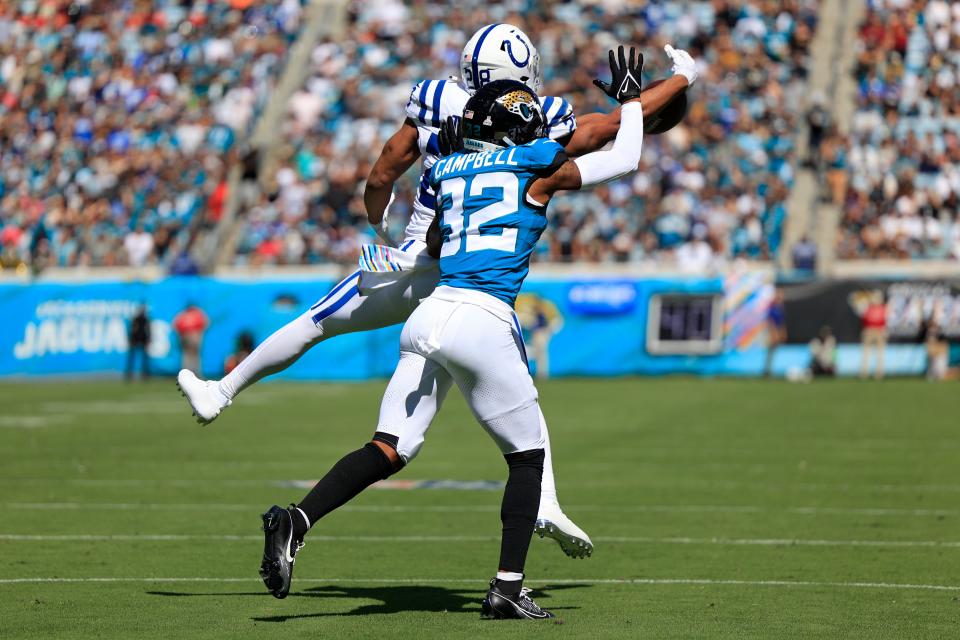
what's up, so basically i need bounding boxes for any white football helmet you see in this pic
[458,23,541,95]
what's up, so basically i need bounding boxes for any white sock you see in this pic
[211,382,231,409]
[538,408,559,506]
[218,312,325,400]
[496,571,524,582]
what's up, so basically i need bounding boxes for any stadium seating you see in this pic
[838,0,960,260]
[0,1,819,271]
[233,0,819,267]
[0,0,307,270]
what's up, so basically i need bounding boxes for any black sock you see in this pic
[296,441,397,535]
[290,506,310,540]
[494,578,523,597]
[498,448,545,575]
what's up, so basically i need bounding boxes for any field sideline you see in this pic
[1,378,957,639]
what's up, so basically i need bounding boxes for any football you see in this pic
[643,78,689,134]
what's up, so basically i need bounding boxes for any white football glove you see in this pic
[372,191,401,248]
[664,44,698,87]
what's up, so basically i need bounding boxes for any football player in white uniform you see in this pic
[178,23,699,559]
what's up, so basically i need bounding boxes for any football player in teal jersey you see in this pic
[259,46,689,619]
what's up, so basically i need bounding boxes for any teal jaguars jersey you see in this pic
[429,138,567,306]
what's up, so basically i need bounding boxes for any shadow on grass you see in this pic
[147,583,589,621]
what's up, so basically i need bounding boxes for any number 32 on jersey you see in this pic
[438,172,520,257]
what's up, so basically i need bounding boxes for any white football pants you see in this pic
[377,287,545,462]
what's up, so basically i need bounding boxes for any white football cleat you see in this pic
[176,369,230,425]
[535,501,593,559]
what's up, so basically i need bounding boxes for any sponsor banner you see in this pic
[5,272,936,379]
[0,277,401,380]
[565,281,638,316]
[782,279,960,343]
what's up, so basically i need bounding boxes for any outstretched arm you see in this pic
[563,76,688,155]
[529,99,645,206]
[561,45,699,157]
[364,119,421,244]
[529,45,654,205]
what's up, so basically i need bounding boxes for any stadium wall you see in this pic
[2,267,956,380]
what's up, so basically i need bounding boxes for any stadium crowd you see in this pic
[836,0,960,260]
[237,0,817,271]
[0,0,306,271]
[0,0,820,271]
[236,0,819,268]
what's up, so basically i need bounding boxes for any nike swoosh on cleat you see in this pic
[512,601,550,619]
[283,525,295,564]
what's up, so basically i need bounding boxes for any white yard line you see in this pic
[3,502,958,517]
[2,533,958,547]
[595,536,960,548]
[0,416,74,428]
[0,576,957,592]
[5,477,960,493]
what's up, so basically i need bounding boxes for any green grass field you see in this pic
[1,378,958,638]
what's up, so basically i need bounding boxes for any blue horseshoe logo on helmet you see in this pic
[502,34,531,68]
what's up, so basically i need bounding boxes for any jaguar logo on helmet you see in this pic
[496,90,542,123]
[459,24,542,94]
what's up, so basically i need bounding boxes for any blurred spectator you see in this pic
[174,303,209,374]
[805,91,829,166]
[170,249,201,276]
[124,225,154,268]
[858,290,887,379]
[809,325,837,377]
[126,304,151,381]
[919,317,948,381]
[791,234,817,271]
[676,224,716,273]
[224,331,256,375]
[822,132,848,205]
[765,289,786,377]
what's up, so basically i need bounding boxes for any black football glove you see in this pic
[593,45,644,104]
[437,116,462,156]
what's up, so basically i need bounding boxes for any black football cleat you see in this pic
[481,579,554,620]
[259,505,304,599]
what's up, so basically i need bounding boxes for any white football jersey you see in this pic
[402,78,577,242]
